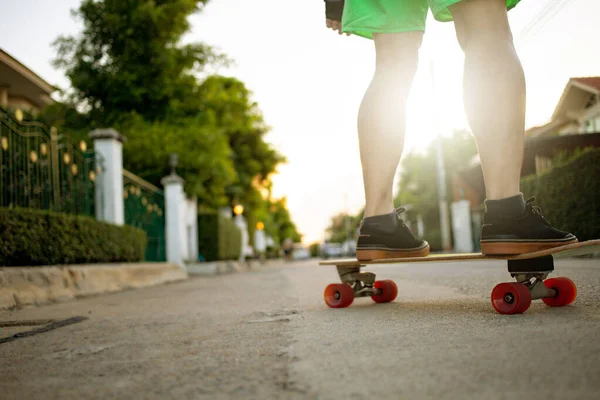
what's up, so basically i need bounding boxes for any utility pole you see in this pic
[344,192,350,242]
[429,60,452,251]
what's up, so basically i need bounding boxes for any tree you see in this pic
[49,0,301,243]
[118,113,237,207]
[50,0,293,219]
[323,130,478,250]
[53,0,226,125]
[395,130,478,249]
[196,76,285,205]
[267,198,302,245]
[325,211,363,243]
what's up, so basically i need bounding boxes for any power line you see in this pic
[516,0,574,46]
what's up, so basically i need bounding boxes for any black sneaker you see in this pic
[356,208,430,261]
[480,197,577,255]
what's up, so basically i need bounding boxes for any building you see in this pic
[526,77,600,137]
[449,77,600,251]
[453,76,600,206]
[0,48,55,114]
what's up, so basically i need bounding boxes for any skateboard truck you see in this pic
[507,255,557,300]
[324,266,398,307]
[336,266,379,297]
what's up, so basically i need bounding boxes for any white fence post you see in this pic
[234,214,249,262]
[451,200,474,253]
[185,196,198,262]
[89,129,125,225]
[161,155,185,267]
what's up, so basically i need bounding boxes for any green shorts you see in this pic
[342,0,522,39]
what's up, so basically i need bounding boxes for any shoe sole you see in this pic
[356,244,430,261]
[480,238,578,255]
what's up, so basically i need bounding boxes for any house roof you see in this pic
[572,77,600,93]
[0,48,56,108]
[551,76,600,120]
[526,76,600,137]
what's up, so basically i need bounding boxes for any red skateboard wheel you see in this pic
[491,282,532,315]
[324,283,354,308]
[542,277,577,307]
[371,280,398,304]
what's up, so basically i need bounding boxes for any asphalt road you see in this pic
[1,258,599,400]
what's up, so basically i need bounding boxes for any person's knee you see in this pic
[373,32,422,82]
[450,0,513,52]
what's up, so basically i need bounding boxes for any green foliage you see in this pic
[309,242,320,258]
[325,131,477,251]
[38,101,91,142]
[49,0,300,241]
[268,198,302,245]
[0,208,146,266]
[53,0,227,124]
[198,76,285,189]
[326,211,363,243]
[520,148,600,241]
[395,130,478,250]
[196,76,286,223]
[549,146,595,166]
[218,215,242,261]
[424,229,442,251]
[197,212,241,261]
[50,1,288,209]
[118,113,236,207]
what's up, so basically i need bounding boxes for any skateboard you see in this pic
[319,240,600,315]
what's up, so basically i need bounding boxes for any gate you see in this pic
[0,108,102,216]
[123,170,166,262]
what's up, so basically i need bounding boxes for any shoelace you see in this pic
[394,207,417,238]
[526,197,550,225]
[394,207,407,226]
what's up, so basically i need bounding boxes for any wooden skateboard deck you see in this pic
[320,240,600,314]
[319,240,600,267]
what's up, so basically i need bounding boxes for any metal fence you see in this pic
[0,108,102,216]
[123,169,166,262]
[1,107,167,262]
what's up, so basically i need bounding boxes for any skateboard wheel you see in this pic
[541,277,577,307]
[324,283,354,308]
[371,280,398,304]
[491,282,531,315]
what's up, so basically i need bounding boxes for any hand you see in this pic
[326,19,350,35]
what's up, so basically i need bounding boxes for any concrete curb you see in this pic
[185,259,281,276]
[0,263,188,311]
[186,260,253,276]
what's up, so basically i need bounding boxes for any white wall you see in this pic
[163,178,185,266]
[451,200,474,253]
[90,130,124,225]
[183,197,198,262]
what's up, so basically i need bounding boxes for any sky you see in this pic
[1,0,599,244]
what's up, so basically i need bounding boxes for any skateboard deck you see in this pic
[319,240,600,315]
[320,240,600,267]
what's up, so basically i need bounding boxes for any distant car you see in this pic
[321,243,342,259]
[341,239,356,257]
[292,245,310,260]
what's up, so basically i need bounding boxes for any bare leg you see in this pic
[449,0,525,200]
[359,32,423,217]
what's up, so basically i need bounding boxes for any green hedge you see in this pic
[0,208,147,266]
[197,212,241,261]
[520,148,600,242]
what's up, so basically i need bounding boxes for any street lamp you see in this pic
[233,204,244,216]
[256,221,264,230]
